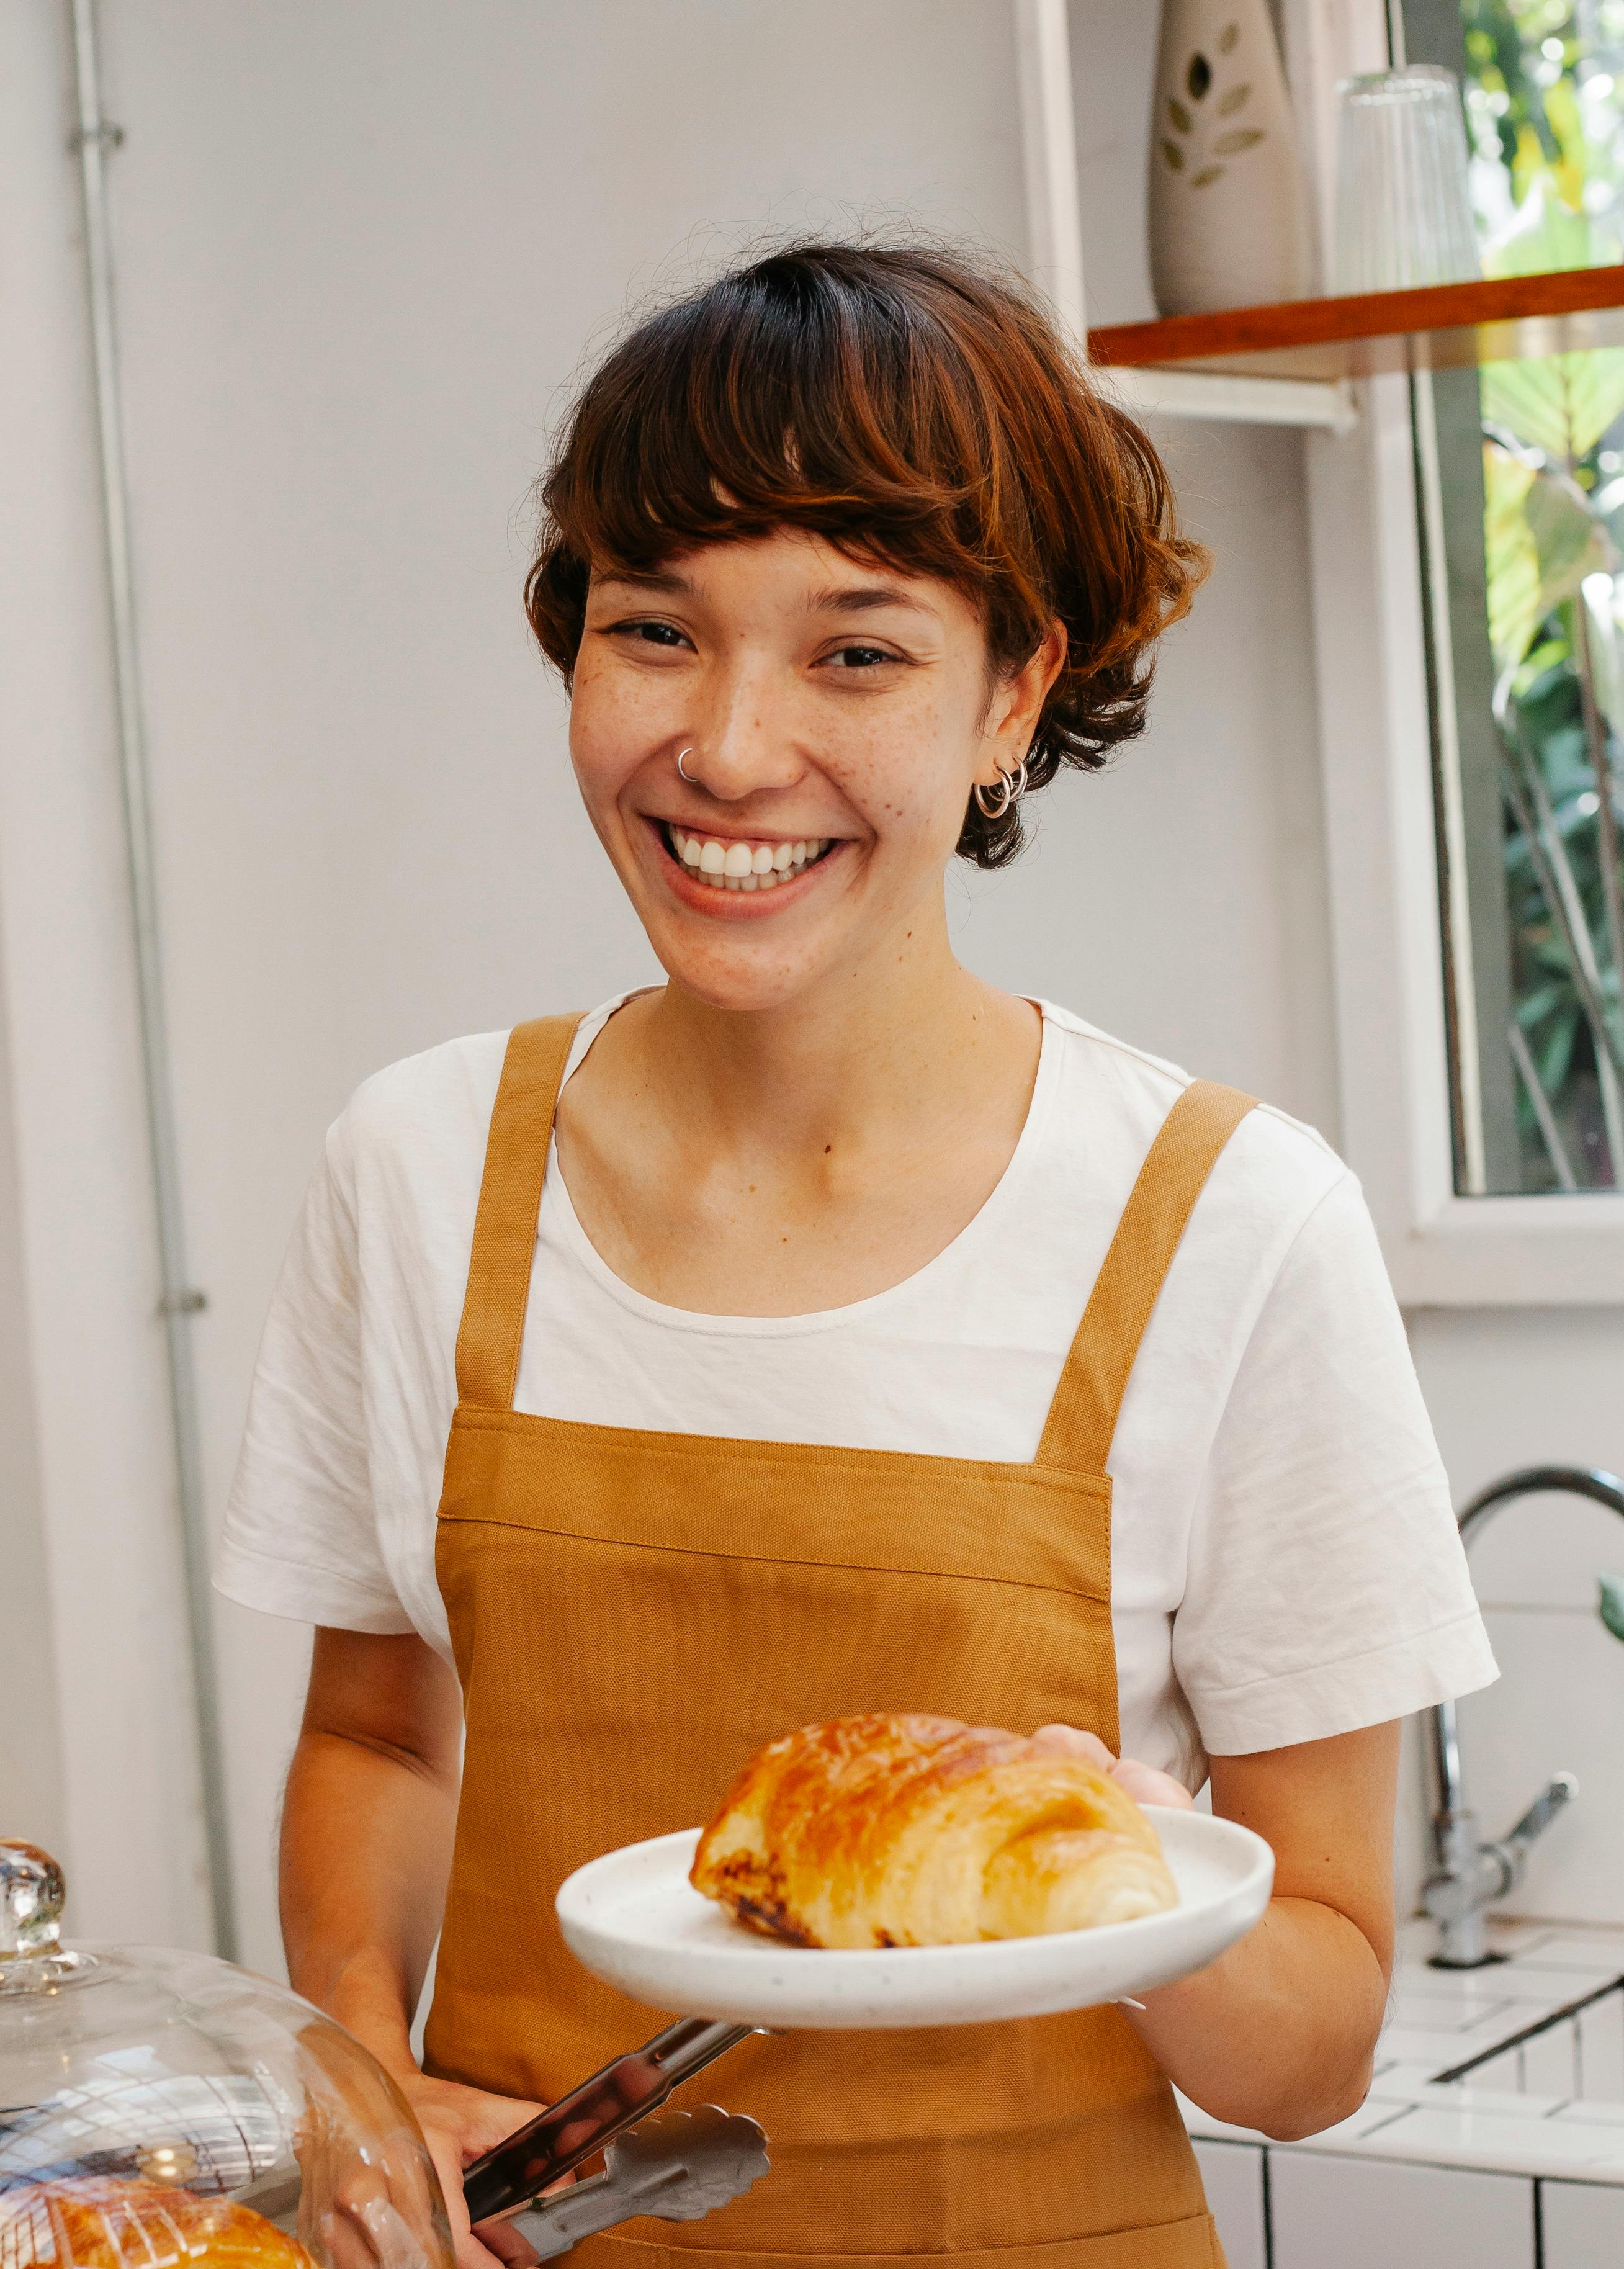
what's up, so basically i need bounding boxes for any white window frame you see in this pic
[1016,0,1624,1305]
[1298,0,1624,1303]
[1306,372,1624,1303]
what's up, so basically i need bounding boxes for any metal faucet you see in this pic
[1424,1464,1624,1968]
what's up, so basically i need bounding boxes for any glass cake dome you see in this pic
[0,1842,453,2269]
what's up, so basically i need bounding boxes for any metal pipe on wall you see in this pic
[68,0,237,1958]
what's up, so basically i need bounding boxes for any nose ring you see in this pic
[676,747,698,784]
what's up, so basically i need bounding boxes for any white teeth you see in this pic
[669,825,832,891]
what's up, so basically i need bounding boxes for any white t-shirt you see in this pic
[216,994,1495,1787]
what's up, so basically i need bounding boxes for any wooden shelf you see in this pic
[1089,264,1624,384]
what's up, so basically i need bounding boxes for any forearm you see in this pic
[280,1633,534,2269]
[1127,1891,1387,2139]
[280,1714,459,2080]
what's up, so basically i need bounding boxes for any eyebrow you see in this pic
[810,583,936,619]
[595,567,693,595]
[592,568,936,618]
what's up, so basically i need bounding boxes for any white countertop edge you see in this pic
[1181,2095,1624,2184]
[1180,1921,1624,2183]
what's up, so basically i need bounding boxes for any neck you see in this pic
[627,898,1036,1167]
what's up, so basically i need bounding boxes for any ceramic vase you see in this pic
[1147,0,1313,315]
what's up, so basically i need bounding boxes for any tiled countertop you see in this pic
[1181,1917,1624,2183]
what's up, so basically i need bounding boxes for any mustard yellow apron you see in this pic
[425,1015,1255,2269]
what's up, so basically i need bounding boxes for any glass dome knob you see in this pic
[0,1840,66,1959]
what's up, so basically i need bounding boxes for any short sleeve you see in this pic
[1173,1170,1497,1754]
[214,1121,415,1633]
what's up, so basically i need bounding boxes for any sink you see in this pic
[1429,1971,1624,2103]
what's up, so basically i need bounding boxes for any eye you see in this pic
[609,617,692,650]
[821,642,904,671]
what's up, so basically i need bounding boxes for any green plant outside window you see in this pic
[1407,0,1624,1189]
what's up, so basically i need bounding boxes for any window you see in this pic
[1404,0,1624,1192]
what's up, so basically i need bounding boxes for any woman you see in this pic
[218,244,1494,2269]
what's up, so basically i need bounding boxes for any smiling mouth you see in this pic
[662,822,837,892]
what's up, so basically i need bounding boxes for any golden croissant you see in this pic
[0,2179,315,2269]
[691,1712,1178,1948]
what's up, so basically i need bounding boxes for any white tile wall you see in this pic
[1466,2025,1581,2100]
[1540,2177,1624,2266]
[1377,2025,1527,2074]
[1554,2102,1624,2132]
[1190,2139,1265,2269]
[1455,1611,1624,1923]
[1366,2104,1624,2178]
[1517,1936,1624,1975]
[1389,1979,1522,2034]
[1452,1990,1624,2105]
[1268,2151,1535,2269]
[1410,1332,1624,1936]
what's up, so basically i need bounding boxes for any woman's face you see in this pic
[568,529,1058,1013]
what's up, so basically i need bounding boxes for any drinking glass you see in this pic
[1333,65,1481,294]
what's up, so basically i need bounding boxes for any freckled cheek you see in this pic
[833,701,969,849]
[568,665,666,809]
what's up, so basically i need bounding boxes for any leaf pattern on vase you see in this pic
[1162,39,1265,185]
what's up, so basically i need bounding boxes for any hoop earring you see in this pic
[676,747,698,783]
[972,756,1028,820]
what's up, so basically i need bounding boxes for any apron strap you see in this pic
[455,1013,585,1411]
[1035,1080,1257,1475]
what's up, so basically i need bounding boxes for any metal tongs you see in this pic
[463,2018,766,2256]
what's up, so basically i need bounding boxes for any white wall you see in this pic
[1409,1313,1624,1923]
[1,0,211,1945]
[6,0,1618,1973]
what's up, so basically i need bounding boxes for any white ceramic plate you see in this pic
[555,1808,1273,2029]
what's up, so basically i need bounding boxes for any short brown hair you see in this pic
[526,241,1206,867]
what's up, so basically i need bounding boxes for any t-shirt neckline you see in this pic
[540,996,1063,1339]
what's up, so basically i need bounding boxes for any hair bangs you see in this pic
[548,261,987,586]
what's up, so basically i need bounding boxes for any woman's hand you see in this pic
[395,2071,546,2269]
[1034,1719,1399,2139]
[1030,1722,1195,1811]
[1033,1720,1399,2139]
[298,2062,541,2269]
